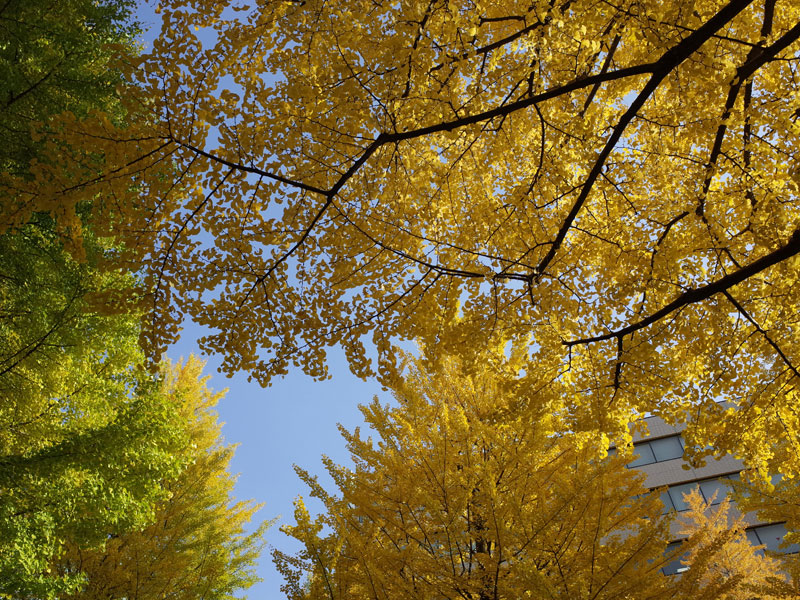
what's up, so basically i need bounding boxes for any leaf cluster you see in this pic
[33,0,800,484]
[275,353,675,600]
[58,358,267,600]
[0,2,267,597]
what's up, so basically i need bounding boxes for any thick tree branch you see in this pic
[181,61,660,305]
[383,62,655,144]
[533,0,757,281]
[565,228,800,347]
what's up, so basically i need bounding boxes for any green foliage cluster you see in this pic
[0,0,137,176]
[59,358,267,600]
[0,1,266,598]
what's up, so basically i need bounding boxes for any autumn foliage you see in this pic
[674,487,788,600]
[276,353,792,599]
[274,354,675,599]
[0,1,265,597]
[59,358,266,600]
[11,0,798,481]
[4,0,800,596]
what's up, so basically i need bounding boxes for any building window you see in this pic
[662,541,689,575]
[746,523,799,554]
[659,473,739,514]
[622,434,685,468]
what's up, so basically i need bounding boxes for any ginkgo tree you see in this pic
[0,3,267,596]
[274,352,675,600]
[674,487,788,599]
[274,352,788,600]
[0,1,189,596]
[59,357,267,600]
[0,0,139,177]
[19,0,800,474]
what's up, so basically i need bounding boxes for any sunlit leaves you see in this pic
[674,487,789,599]
[60,358,267,600]
[28,0,800,478]
[0,226,188,598]
[275,352,675,599]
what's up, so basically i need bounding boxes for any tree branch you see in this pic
[565,228,800,347]
[723,290,800,380]
[169,138,328,196]
[533,0,757,281]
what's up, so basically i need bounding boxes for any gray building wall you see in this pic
[625,415,779,541]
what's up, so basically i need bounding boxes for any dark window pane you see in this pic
[755,523,792,553]
[668,483,699,512]
[662,542,687,575]
[746,529,761,547]
[699,478,728,505]
[628,443,656,467]
[651,436,684,462]
[660,490,674,514]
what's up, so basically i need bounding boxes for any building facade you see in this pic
[618,415,796,574]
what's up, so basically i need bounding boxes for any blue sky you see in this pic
[170,328,382,600]
[132,4,385,598]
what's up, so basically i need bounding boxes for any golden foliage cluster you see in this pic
[6,0,800,596]
[276,353,792,599]
[16,0,799,477]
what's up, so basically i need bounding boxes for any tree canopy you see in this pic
[4,0,800,594]
[0,1,184,595]
[60,357,267,600]
[274,353,674,599]
[275,352,786,599]
[674,487,787,599]
[26,0,800,474]
[0,2,266,597]
[0,0,140,238]
[0,234,188,597]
